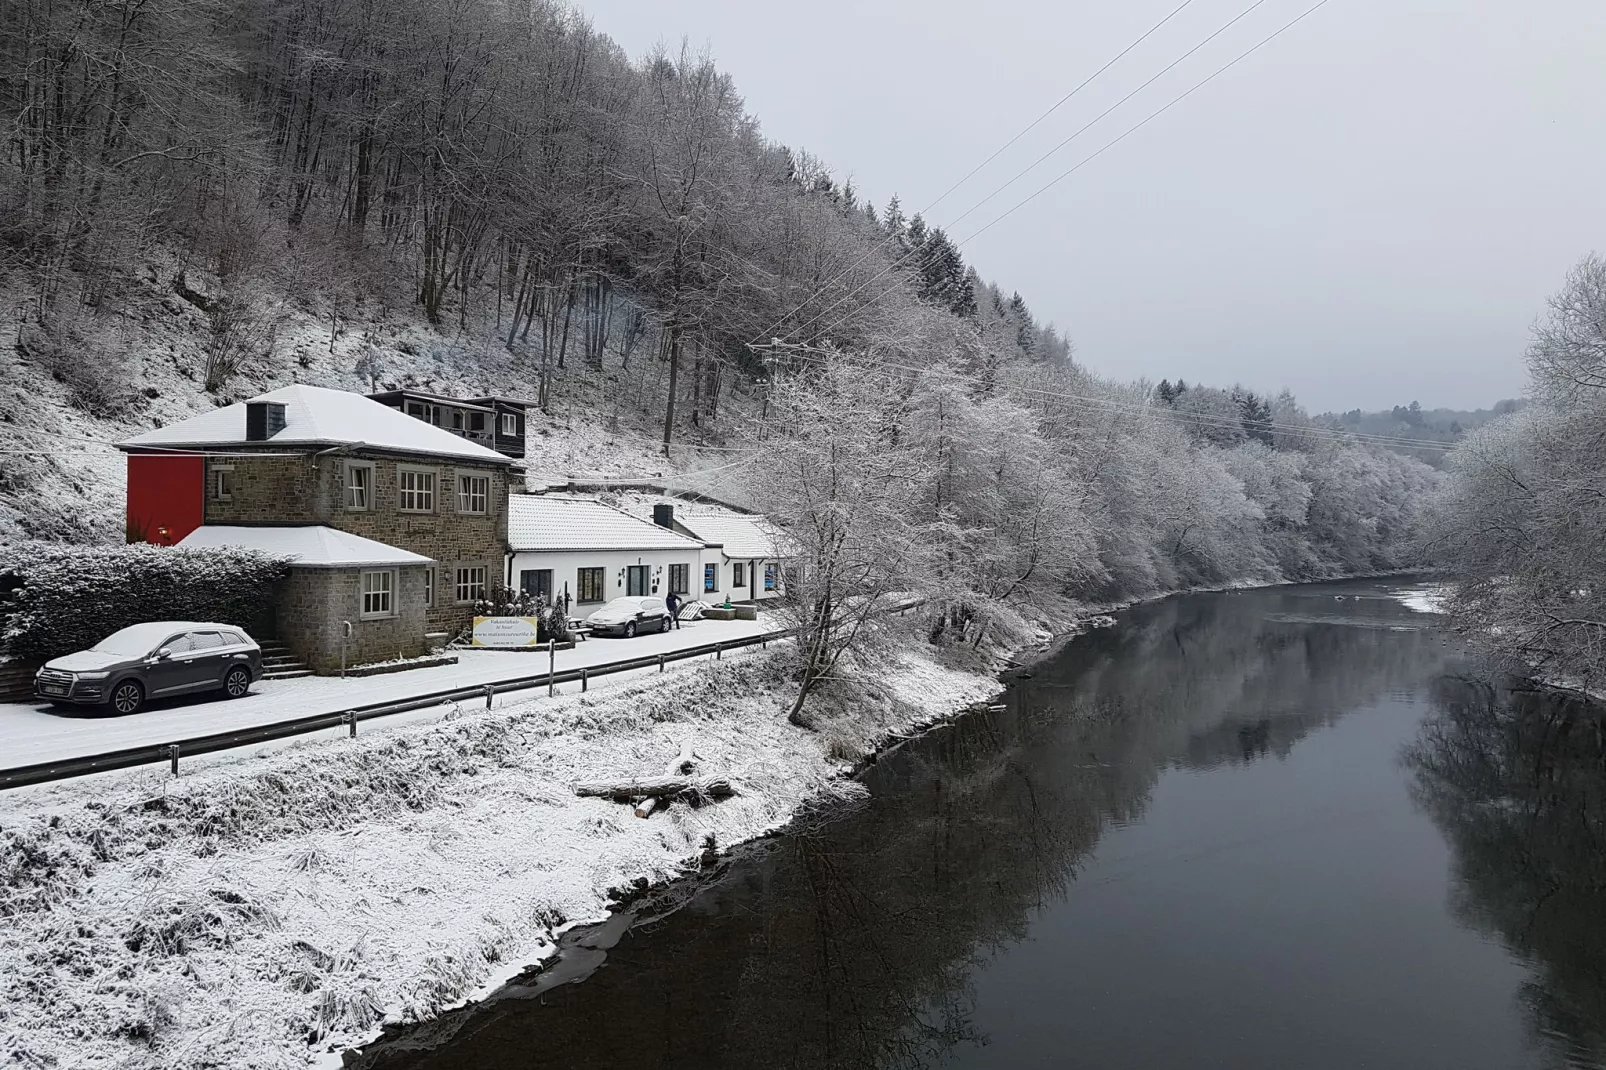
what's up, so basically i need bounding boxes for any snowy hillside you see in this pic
[0,266,751,545]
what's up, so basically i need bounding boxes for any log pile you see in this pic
[574,743,733,818]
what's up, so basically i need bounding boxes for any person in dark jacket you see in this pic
[665,590,682,629]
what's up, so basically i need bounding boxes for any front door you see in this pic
[520,569,554,604]
[626,565,650,597]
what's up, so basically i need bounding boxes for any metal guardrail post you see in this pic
[547,639,556,697]
[716,643,722,661]
[168,744,180,776]
[581,668,588,692]
[658,654,665,673]
[346,711,357,738]
[483,683,494,709]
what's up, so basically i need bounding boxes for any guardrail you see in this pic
[0,629,791,792]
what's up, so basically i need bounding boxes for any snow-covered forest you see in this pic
[1,0,1435,601]
[1425,255,1606,688]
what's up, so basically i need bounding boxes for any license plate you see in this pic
[40,684,67,696]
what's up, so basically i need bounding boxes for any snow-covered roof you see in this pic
[508,495,707,553]
[119,384,510,463]
[676,513,789,559]
[179,525,434,568]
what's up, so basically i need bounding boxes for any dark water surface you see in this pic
[352,580,1606,1070]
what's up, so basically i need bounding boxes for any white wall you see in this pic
[506,548,781,609]
[700,553,782,605]
[506,548,703,610]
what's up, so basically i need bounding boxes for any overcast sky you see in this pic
[580,0,1606,412]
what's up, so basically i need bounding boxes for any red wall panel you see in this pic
[126,454,203,545]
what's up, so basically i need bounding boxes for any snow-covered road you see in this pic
[0,617,779,769]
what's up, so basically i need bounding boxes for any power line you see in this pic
[748,0,1225,346]
[796,0,1338,348]
[919,0,1200,217]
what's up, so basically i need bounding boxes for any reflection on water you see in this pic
[1408,679,1606,1069]
[350,581,1606,1070]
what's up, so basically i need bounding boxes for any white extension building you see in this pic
[664,506,788,605]
[506,495,710,611]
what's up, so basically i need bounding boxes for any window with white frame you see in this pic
[457,474,489,514]
[398,466,436,512]
[423,568,434,606]
[500,412,517,436]
[213,466,235,502]
[455,566,487,603]
[344,462,373,510]
[733,562,746,588]
[361,570,394,618]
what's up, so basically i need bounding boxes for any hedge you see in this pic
[0,543,291,662]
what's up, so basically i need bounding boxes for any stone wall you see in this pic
[276,565,430,674]
[206,448,509,635]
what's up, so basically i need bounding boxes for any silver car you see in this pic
[35,622,263,714]
[585,596,672,638]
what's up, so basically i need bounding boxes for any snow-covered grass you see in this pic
[0,622,996,1069]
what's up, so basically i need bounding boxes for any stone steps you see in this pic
[262,668,314,680]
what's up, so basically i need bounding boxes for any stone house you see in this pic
[119,384,512,672]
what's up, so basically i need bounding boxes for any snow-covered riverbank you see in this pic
[0,628,997,1069]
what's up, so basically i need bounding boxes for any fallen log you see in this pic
[634,744,700,818]
[574,775,734,802]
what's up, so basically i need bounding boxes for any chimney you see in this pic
[245,401,287,441]
[653,504,674,529]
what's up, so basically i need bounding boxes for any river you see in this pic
[349,579,1606,1070]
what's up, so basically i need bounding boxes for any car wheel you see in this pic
[110,680,144,715]
[624,622,636,638]
[224,666,251,698]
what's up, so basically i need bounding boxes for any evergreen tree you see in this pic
[1157,379,1176,404]
[906,213,929,254]
[882,195,907,252]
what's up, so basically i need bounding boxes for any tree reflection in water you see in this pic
[350,585,1450,1070]
[1408,679,1606,1068]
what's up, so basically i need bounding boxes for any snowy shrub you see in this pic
[15,318,143,418]
[0,543,291,660]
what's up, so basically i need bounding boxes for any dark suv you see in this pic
[35,622,263,714]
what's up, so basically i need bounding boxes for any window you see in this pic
[765,563,778,591]
[521,569,553,602]
[501,412,518,436]
[457,474,489,514]
[423,568,433,607]
[212,467,234,502]
[703,564,717,592]
[163,633,200,654]
[189,631,225,650]
[406,401,428,420]
[668,563,689,595]
[362,570,394,618]
[577,567,606,604]
[450,408,465,431]
[469,412,486,433]
[454,566,487,604]
[733,563,746,588]
[344,462,373,510]
[398,466,436,512]
[222,631,247,646]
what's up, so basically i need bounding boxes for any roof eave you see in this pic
[118,439,512,465]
